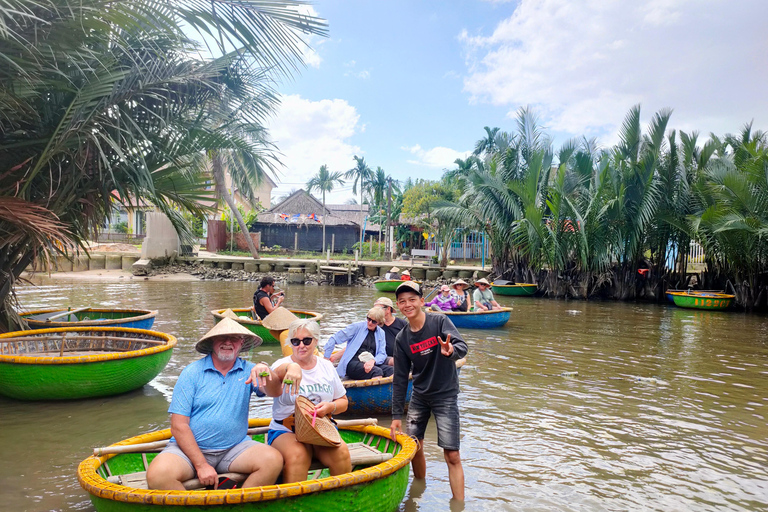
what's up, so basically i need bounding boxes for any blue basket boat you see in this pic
[436,308,511,329]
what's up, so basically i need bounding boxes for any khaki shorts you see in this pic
[160,438,258,473]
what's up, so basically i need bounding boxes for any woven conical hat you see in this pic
[220,308,240,320]
[261,307,299,331]
[196,317,262,354]
[294,395,341,447]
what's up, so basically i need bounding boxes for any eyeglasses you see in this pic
[289,337,314,346]
[366,317,379,325]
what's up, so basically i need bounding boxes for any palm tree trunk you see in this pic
[212,156,259,259]
[322,192,327,252]
[359,188,364,247]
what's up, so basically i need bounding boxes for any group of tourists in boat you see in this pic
[145,278,468,501]
[424,277,502,312]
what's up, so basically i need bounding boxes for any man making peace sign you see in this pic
[390,281,468,502]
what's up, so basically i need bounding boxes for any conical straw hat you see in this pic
[294,395,341,447]
[220,308,240,320]
[261,307,300,331]
[196,317,262,354]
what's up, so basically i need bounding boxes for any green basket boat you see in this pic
[211,308,323,345]
[490,283,538,296]
[668,291,735,310]
[373,279,422,292]
[20,307,157,330]
[0,327,176,400]
[78,418,417,512]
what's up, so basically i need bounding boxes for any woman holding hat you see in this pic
[253,318,351,484]
[450,279,472,312]
[473,278,501,311]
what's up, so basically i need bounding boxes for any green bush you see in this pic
[113,221,129,234]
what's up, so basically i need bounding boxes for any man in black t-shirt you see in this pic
[390,281,468,502]
[252,276,284,320]
[374,296,407,365]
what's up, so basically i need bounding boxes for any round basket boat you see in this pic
[491,283,537,296]
[210,308,323,345]
[668,291,735,310]
[436,308,512,329]
[20,308,157,330]
[342,358,467,416]
[0,327,176,400]
[373,280,422,292]
[78,418,418,512]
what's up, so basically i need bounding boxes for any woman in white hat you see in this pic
[450,279,472,312]
[473,278,501,311]
[254,318,351,484]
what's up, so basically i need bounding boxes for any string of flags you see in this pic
[277,213,322,223]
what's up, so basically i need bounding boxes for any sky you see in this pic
[265,0,768,205]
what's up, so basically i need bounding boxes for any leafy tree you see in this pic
[307,164,345,251]
[345,155,374,244]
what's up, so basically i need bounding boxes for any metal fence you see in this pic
[96,233,145,244]
[665,241,706,270]
[427,231,490,260]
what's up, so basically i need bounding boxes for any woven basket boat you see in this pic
[210,308,323,345]
[0,327,176,400]
[342,358,467,416]
[490,283,537,296]
[665,289,728,303]
[435,307,512,329]
[78,418,417,512]
[373,279,422,292]
[20,308,157,330]
[667,291,735,310]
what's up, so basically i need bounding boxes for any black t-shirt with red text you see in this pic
[392,313,468,419]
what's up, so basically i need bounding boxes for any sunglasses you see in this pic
[366,317,379,325]
[289,337,314,346]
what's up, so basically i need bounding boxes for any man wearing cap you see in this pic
[450,279,472,312]
[252,276,284,320]
[374,296,407,366]
[323,307,393,380]
[390,281,468,501]
[146,318,283,491]
[473,278,501,311]
[384,266,401,280]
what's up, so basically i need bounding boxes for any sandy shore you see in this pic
[22,269,200,282]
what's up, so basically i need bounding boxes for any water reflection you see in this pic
[3,277,767,511]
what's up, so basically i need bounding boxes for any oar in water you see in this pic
[46,307,90,322]
[93,418,379,456]
[423,285,442,302]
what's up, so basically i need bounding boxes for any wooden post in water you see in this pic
[347,261,351,285]
[331,233,335,254]
[355,249,358,266]
[294,232,298,254]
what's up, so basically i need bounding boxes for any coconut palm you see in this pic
[473,126,501,157]
[345,155,374,245]
[306,164,345,251]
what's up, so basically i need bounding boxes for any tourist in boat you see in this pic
[390,281,468,501]
[146,318,283,491]
[450,279,472,312]
[252,276,284,320]
[323,307,393,379]
[400,269,412,281]
[473,278,501,311]
[253,319,351,483]
[384,266,401,280]
[374,296,407,366]
[425,285,458,311]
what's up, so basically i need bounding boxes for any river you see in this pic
[2,277,767,511]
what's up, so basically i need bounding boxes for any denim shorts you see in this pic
[405,393,461,451]
[161,438,258,473]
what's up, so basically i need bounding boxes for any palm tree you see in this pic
[473,126,501,157]
[306,164,345,251]
[345,155,374,246]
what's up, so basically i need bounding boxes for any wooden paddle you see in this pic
[46,307,90,322]
[93,418,379,456]
[422,285,441,302]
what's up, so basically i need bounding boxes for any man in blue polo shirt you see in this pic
[147,317,283,490]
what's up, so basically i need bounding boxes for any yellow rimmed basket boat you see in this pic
[373,279,422,292]
[78,418,418,512]
[210,308,323,346]
[20,308,157,329]
[490,283,537,296]
[667,291,735,310]
[0,327,176,400]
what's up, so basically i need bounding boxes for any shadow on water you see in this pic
[4,277,768,511]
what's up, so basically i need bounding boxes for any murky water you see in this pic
[2,277,767,511]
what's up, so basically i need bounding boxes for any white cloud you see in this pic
[402,144,471,168]
[461,0,768,146]
[266,95,362,203]
[342,60,371,80]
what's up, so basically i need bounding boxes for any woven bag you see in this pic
[294,395,342,447]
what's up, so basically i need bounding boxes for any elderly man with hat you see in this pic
[374,296,407,366]
[473,278,501,311]
[384,266,401,280]
[450,279,472,312]
[146,317,283,491]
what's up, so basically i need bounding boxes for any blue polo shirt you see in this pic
[168,355,261,450]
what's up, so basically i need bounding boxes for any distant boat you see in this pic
[491,283,537,296]
[210,308,323,345]
[373,279,422,292]
[20,308,156,330]
[0,327,175,400]
[668,291,734,310]
[437,308,512,329]
[665,289,726,303]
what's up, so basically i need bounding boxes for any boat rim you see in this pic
[20,308,157,326]
[210,308,323,326]
[490,283,537,288]
[666,291,734,299]
[0,327,176,365]
[342,357,467,388]
[77,418,417,506]
[438,307,512,316]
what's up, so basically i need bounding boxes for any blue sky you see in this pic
[266,0,768,204]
